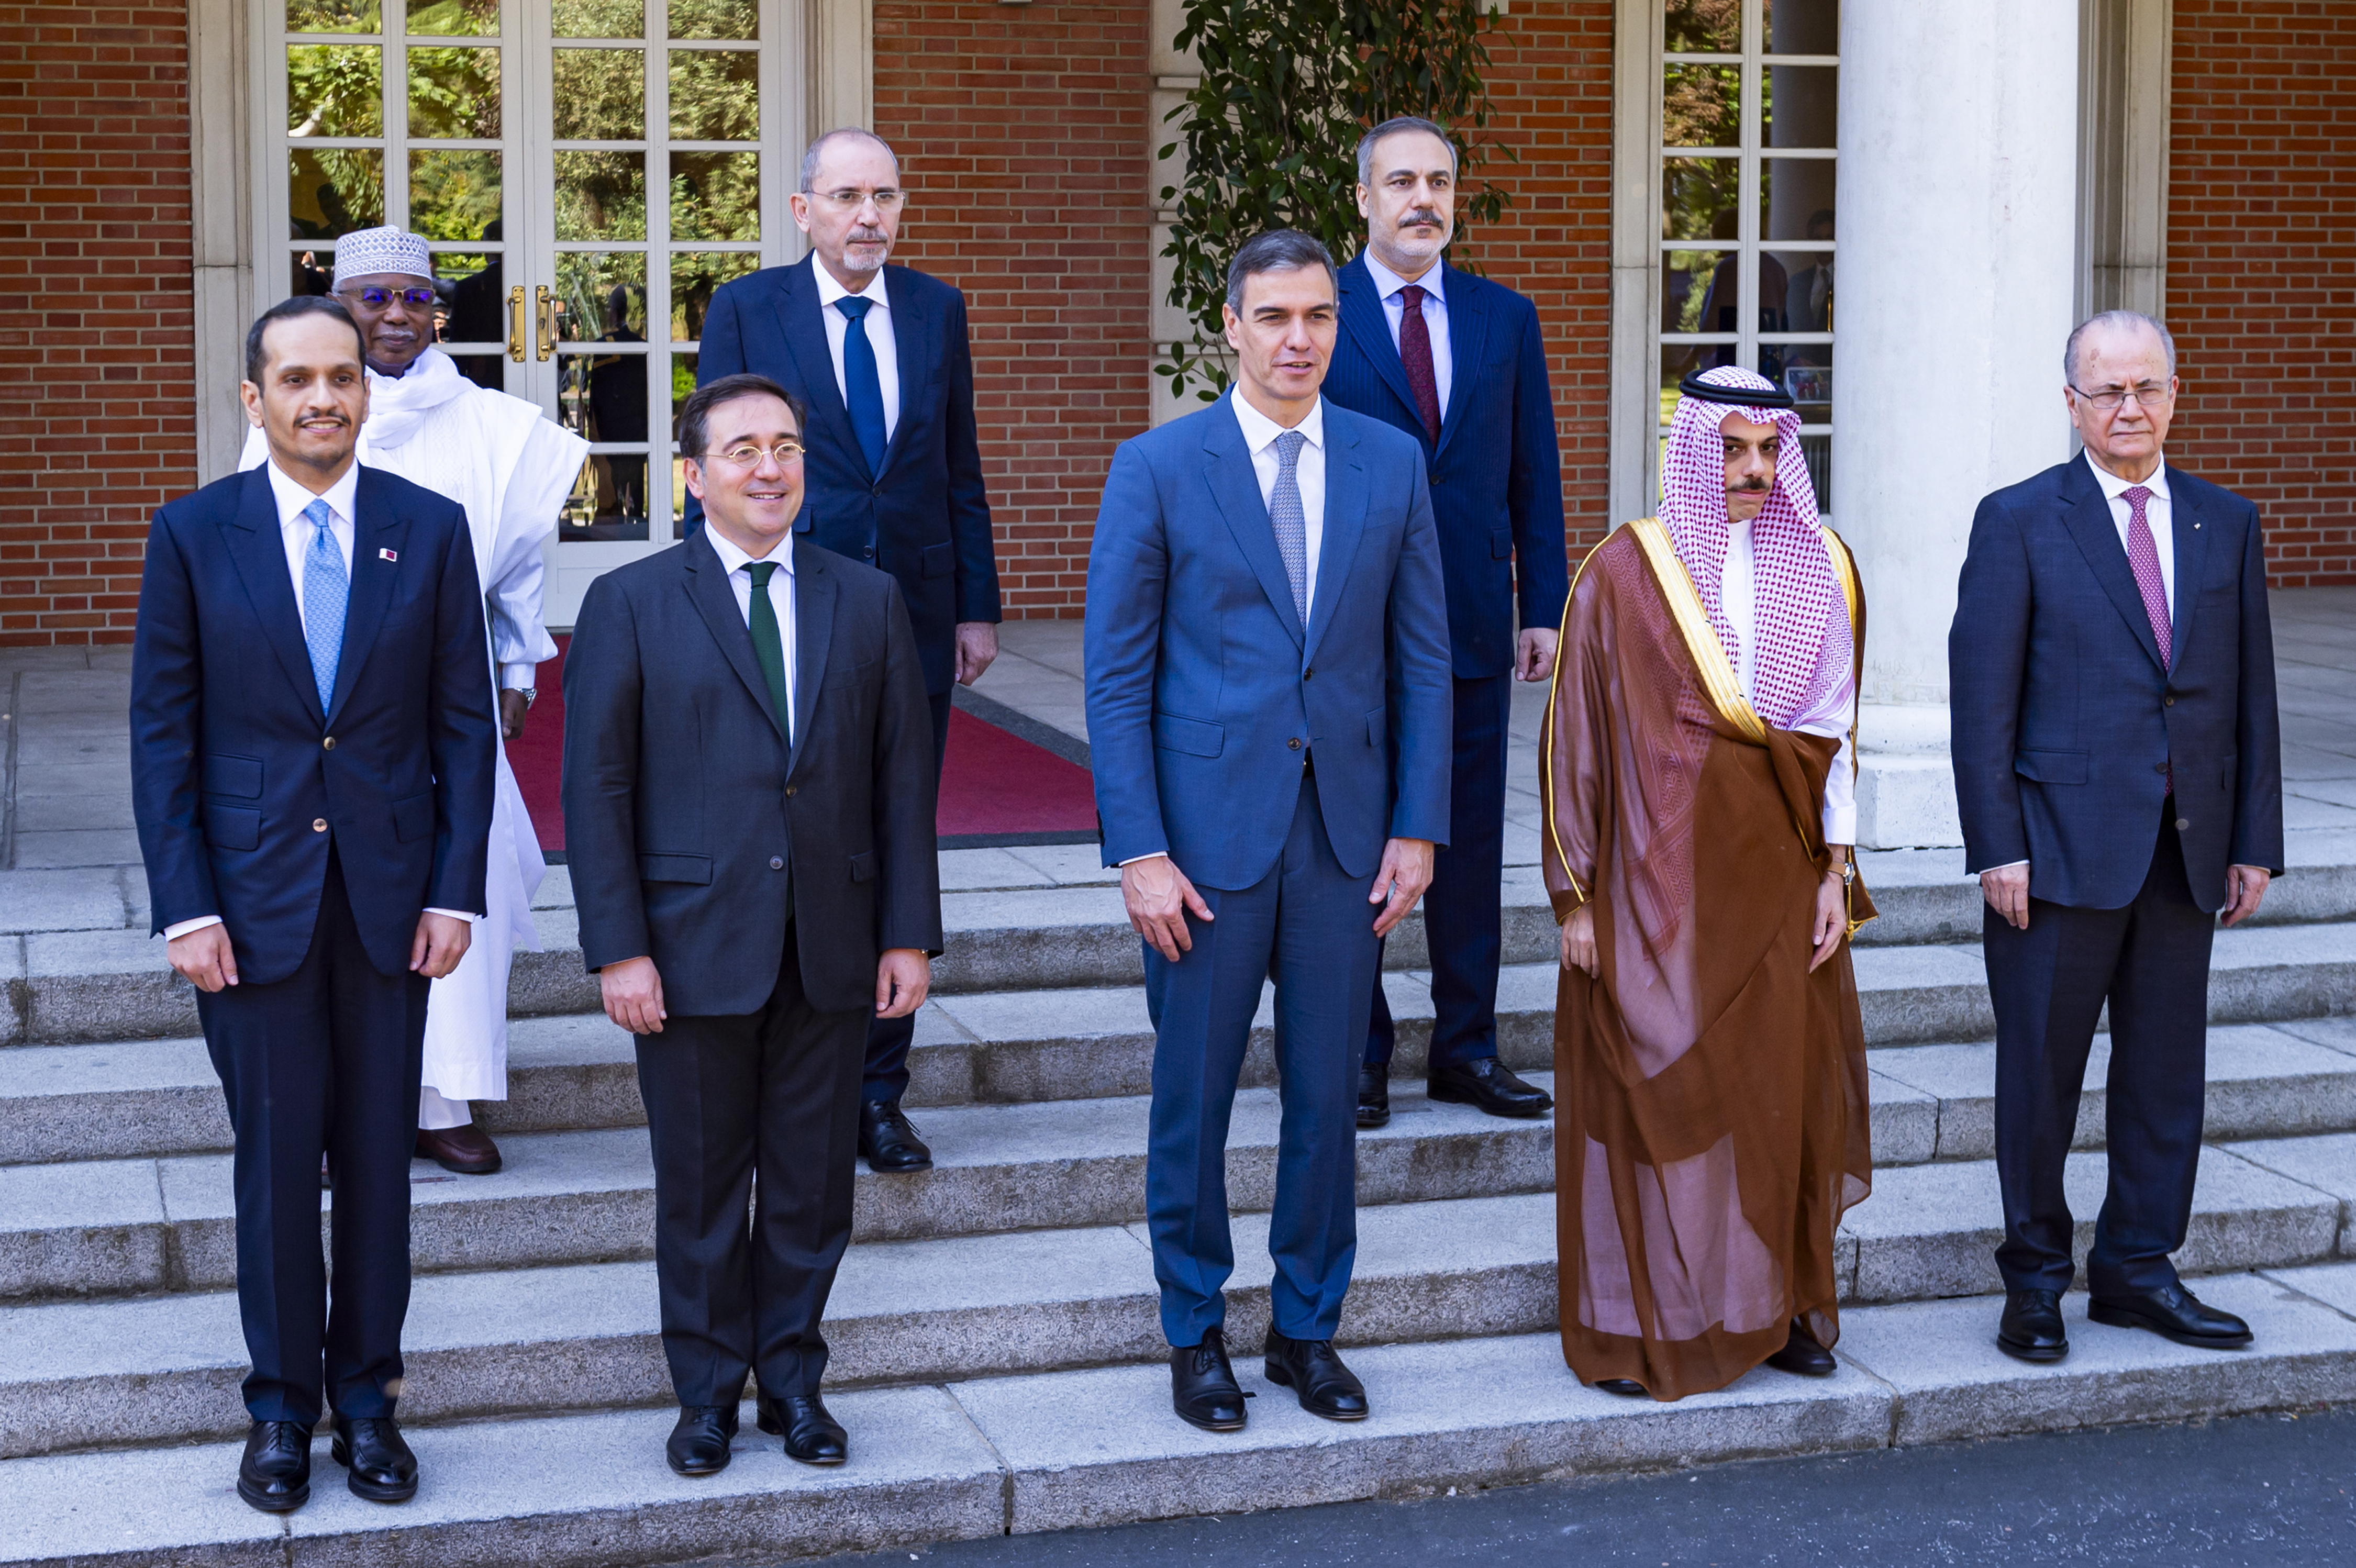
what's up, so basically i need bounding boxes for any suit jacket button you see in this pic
[863,547,875,560]
[312,818,328,832]
[784,784,798,797]
[770,855,785,870]
[322,736,336,750]
[2155,763,2169,774]
[1303,668,1315,681]
[2165,695,2176,706]
[2175,818,2191,831]
[1287,737,1303,750]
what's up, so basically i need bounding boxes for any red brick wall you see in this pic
[2166,0,2356,586]
[0,3,196,643]
[873,0,1153,616]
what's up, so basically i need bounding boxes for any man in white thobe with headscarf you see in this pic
[242,226,588,1173]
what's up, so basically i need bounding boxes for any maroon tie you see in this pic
[1397,284,1441,443]
[2124,483,2174,794]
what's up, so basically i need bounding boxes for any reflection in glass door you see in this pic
[535,0,784,624]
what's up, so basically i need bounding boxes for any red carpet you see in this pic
[508,638,1097,854]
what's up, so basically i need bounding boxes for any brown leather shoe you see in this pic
[414,1121,502,1174]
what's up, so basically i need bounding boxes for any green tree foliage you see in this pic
[1158,0,1512,401]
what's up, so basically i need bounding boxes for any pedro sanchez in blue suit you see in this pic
[132,297,497,1514]
[1085,231,1453,1434]
[1323,117,1568,1129]
[693,128,1003,1175]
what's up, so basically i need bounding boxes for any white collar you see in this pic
[701,521,797,579]
[812,259,890,314]
[1361,250,1446,307]
[1230,390,1325,456]
[264,457,361,530]
[2084,449,2171,501]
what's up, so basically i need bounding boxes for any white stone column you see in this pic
[1833,1,2082,848]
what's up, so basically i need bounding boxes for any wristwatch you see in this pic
[1835,859,1856,885]
[514,687,538,708]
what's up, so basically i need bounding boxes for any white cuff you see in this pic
[424,907,481,922]
[163,915,224,941]
[500,664,538,691]
[1116,853,1169,868]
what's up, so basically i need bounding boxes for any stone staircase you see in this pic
[3,847,2356,1566]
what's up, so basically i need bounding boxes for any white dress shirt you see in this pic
[1721,518,1858,846]
[2086,450,2175,619]
[1360,251,1452,417]
[701,524,800,735]
[813,262,901,444]
[1229,392,1328,624]
[165,458,473,940]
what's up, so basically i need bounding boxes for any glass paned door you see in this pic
[1659,0,1838,510]
[530,0,785,625]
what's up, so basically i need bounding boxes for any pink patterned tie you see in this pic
[2122,485,2171,668]
[1397,284,1441,443]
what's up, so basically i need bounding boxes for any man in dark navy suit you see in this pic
[1324,116,1567,1128]
[1951,310,2283,1365]
[131,296,497,1512]
[696,127,1001,1173]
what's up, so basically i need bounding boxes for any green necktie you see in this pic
[744,560,792,742]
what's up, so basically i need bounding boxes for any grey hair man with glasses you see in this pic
[694,127,1002,1176]
[1950,309,2283,1367]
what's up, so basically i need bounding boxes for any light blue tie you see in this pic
[300,498,348,710]
[1268,429,1309,626]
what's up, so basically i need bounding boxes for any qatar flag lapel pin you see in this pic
[377,548,399,562]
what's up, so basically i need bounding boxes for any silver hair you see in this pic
[1355,115,1459,187]
[1225,229,1338,313]
[2065,309,2178,385]
[798,127,898,194]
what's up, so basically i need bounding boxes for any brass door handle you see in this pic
[535,285,557,361]
[506,285,526,362]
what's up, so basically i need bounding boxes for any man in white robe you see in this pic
[242,226,588,1172]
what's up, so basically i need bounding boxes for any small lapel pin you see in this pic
[377,548,399,562]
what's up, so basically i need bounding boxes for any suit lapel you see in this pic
[1431,264,1489,462]
[1304,418,1368,666]
[324,468,408,727]
[2058,458,2166,673]
[1337,258,1425,438]
[874,268,926,480]
[2165,470,2210,674]
[1203,398,1305,648]
[785,540,836,781]
[222,466,325,724]
[781,259,863,463]
[682,531,788,743]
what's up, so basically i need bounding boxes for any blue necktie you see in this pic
[835,294,889,477]
[1268,429,1309,626]
[299,498,348,710]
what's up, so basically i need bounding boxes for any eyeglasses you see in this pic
[337,285,438,309]
[705,440,807,468]
[2069,382,2174,411]
[811,187,903,211]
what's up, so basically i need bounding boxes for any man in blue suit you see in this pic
[131,297,497,1511]
[1324,116,1567,1128]
[1950,310,2283,1365]
[1086,230,1452,1432]
[695,127,1002,1172]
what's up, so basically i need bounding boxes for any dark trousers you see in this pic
[196,852,429,1425]
[1143,784,1380,1347]
[638,926,869,1404]
[862,684,953,1105]
[1366,672,1508,1071]
[1986,806,2217,1295]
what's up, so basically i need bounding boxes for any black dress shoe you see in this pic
[757,1393,848,1465]
[859,1100,933,1172]
[1427,1057,1553,1119]
[1356,1064,1391,1129]
[1592,1379,1648,1397]
[2089,1281,2253,1349]
[236,1420,313,1513]
[1764,1317,1837,1376]
[1170,1326,1248,1431]
[330,1414,418,1503]
[666,1405,740,1477]
[1996,1288,2070,1362]
[1263,1329,1369,1421]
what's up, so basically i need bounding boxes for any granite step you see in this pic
[6,1131,2352,1458]
[14,1022,2356,1303]
[5,1267,2355,1567]
[13,864,2356,1044]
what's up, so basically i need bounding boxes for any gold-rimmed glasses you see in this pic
[707,439,806,468]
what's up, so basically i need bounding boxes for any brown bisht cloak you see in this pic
[1539,516,1875,1400]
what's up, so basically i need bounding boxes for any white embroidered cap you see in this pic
[331,226,435,283]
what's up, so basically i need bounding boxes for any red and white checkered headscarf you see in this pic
[1660,365,1843,730]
